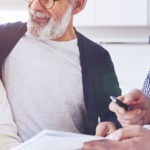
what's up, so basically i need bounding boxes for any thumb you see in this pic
[96,122,116,136]
[96,123,108,136]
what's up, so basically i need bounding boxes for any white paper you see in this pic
[12,130,110,150]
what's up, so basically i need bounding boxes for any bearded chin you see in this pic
[27,5,73,41]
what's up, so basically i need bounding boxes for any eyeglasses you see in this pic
[25,0,58,9]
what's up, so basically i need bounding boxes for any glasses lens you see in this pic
[40,0,54,9]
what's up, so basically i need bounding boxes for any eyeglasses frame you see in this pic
[25,0,59,9]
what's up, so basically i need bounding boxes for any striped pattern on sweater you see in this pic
[142,70,150,97]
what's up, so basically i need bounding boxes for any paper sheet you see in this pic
[13,130,110,150]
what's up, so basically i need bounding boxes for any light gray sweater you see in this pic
[2,33,86,149]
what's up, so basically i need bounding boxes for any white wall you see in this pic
[0,0,28,23]
[0,0,27,10]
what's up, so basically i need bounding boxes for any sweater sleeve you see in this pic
[0,80,21,150]
[96,50,122,128]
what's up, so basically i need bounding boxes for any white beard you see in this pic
[27,5,73,41]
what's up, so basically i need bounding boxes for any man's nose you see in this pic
[30,0,44,11]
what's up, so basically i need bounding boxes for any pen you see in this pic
[110,96,131,111]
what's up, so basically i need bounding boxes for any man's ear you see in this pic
[72,0,87,14]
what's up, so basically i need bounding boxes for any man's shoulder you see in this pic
[0,21,26,30]
[0,21,27,37]
[0,22,27,72]
[76,30,109,58]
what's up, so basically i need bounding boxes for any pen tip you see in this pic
[110,96,117,102]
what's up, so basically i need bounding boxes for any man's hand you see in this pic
[82,126,150,150]
[95,122,116,137]
[109,89,150,127]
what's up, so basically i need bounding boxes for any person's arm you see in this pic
[142,70,150,97]
[109,89,150,127]
[95,50,121,136]
[82,125,150,150]
[0,80,21,150]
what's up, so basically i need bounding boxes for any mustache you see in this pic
[30,10,50,19]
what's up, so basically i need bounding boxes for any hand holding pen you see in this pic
[110,96,131,111]
[108,90,149,127]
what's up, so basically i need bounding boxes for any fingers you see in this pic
[83,140,106,150]
[107,125,149,141]
[96,122,116,137]
[109,101,126,114]
[110,89,148,111]
[118,109,144,125]
[83,126,150,150]
[117,109,144,126]
[96,124,109,137]
[82,140,124,150]
[109,89,143,114]
[109,99,145,126]
[122,89,143,105]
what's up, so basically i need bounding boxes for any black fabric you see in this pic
[75,31,122,133]
[0,22,27,78]
[0,22,122,135]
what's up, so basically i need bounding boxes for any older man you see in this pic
[0,0,121,149]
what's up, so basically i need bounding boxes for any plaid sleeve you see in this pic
[142,70,150,97]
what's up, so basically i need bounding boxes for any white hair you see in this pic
[27,4,73,41]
